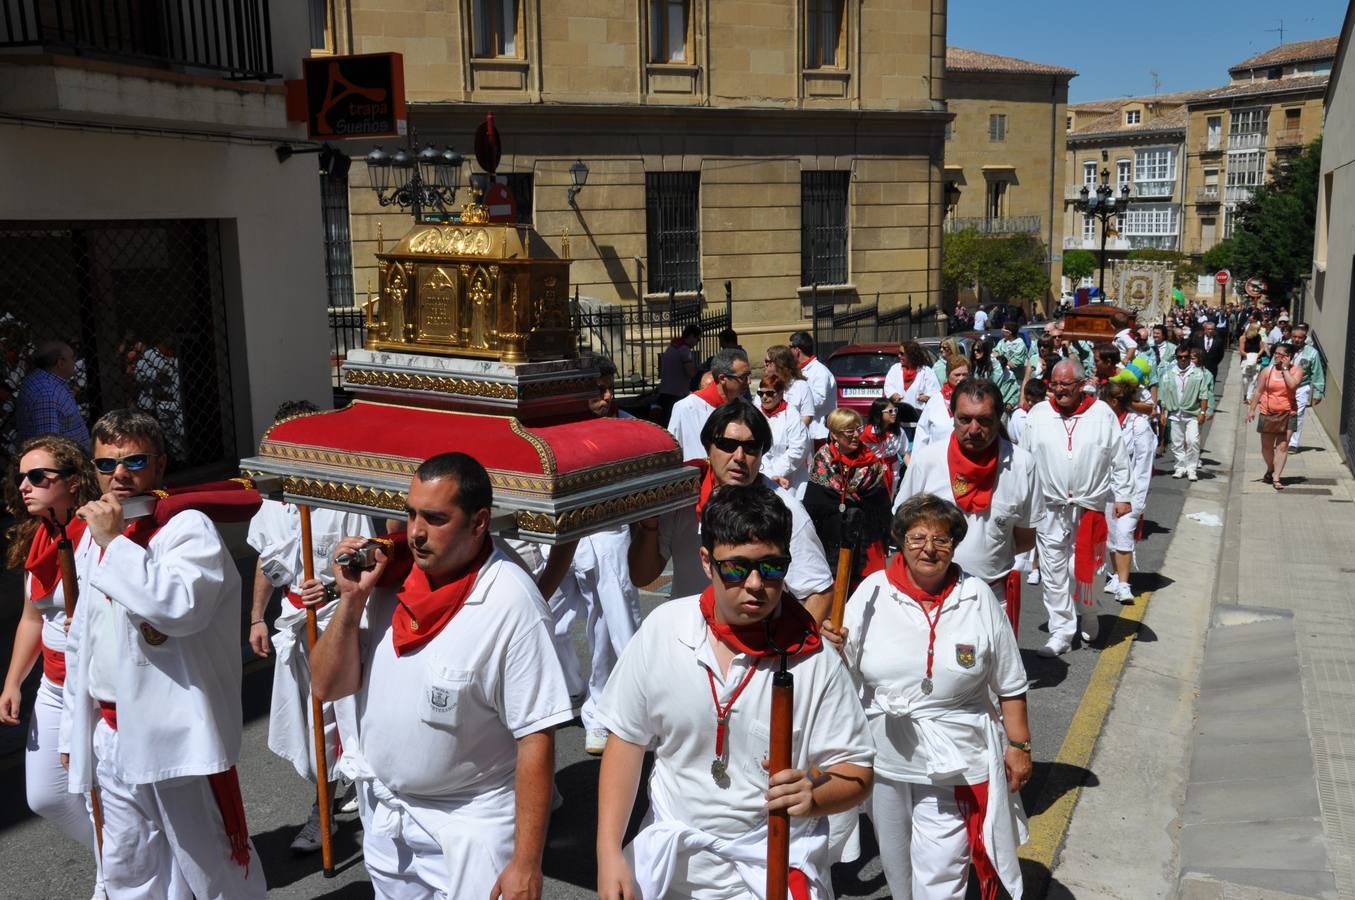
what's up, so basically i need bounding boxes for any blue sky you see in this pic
[949,1,1348,102]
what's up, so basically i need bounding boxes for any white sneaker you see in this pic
[1115,582,1135,604]
[1171,469,1185,479]
[585,728,609,756]
[1187,470,1198,482]
[1026,569,1041,585]
[1103,575,1120,595]
[289,803,337,853]
[1037,636,1070,658]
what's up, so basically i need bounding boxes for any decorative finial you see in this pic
[561,227,571,260]
[377,221,384,254]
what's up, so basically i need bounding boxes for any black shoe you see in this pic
[1262,471,1273,484]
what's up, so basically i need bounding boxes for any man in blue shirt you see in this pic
[15,340,90,449]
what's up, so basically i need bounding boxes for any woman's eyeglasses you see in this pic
[712,555,792,585]
[902,533,955,551]
[14,467,74,488]
[93,454,151,474]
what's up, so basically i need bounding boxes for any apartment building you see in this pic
[943,48,1075,306]
[330,0,949,356]
[0,0,330,473]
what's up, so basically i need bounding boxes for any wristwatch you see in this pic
[1008,738,1033,753]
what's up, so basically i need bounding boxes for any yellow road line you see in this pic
[1020,591,1153,873]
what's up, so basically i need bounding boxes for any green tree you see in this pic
[1201,239,1234,276]
[1062,249,1097,282]
[942,229,1050,305]
[1228,137,1322,299]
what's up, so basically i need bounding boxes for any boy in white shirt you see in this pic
[597,483,873,899]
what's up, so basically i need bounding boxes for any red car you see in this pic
[825,342,899,418]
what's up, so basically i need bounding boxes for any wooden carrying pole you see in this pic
[828,508,861,630]
[766,664,793,900]
[55,513,103,853]
[299,506,337,877]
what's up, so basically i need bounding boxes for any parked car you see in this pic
[825,342,898,418]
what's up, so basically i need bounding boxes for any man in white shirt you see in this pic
[972,305,989,331]
[895,380,1038,614]
[789,331,837,444]
[631,399,836,621]
[63,410,266,898]
[668,347,751,462]
[598,484,873,900]
[1020,360,1134,656]
[311,452,573,900]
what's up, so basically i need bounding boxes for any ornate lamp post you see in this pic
[365,134,465,221]
[1073,167,1130,300]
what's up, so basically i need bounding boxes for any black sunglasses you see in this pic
[712,555,792,585]
[711,436,763,456]
[93,454,152,474]
[756,389,780,398]
[14,467,74,488]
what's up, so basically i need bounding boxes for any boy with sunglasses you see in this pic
[630,399,835,621]
[597,483,873,900]
[62,409,266,898]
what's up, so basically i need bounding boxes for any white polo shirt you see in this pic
[894,438,1039,582]
[842,572,1027,785]
[785,378,815,422]
[352,550,574,798]
[597,596,873,898]
[800,357,837,440]
[658,479,834,601]
[668,392,717,462]
[883,362,941,414]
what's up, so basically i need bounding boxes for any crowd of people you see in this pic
[0,299,1321,900]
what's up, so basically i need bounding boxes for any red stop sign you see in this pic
[1215,270,1230,285]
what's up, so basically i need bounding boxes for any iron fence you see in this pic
[0,0,278,80]
[808,287,945,358]
[0,219,237,478]
[573,282,733,401]
[328,305,364,393]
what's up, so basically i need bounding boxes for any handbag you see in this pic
[1258,411,1290,434]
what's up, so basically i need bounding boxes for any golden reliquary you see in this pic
[364,203,575,362]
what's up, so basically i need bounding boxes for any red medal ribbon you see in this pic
[391,538,493,656]
[1056,394,1098,451]
[885,557,960,686]
[706,664,759,759]
[946,434,999,514]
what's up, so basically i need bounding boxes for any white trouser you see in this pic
[1168,412,1200,473]
[268,607,354,782]
[1240,354,1260,401]
[93,720,265,900]
[872,777,971,900]
[1290,385,1312,449]
[548,584,640,732]
[28,677,104,892]
[1035,505,1080,643]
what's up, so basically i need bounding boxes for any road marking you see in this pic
[1020,591,1153,874]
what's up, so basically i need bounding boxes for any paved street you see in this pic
[4,358,1354,900]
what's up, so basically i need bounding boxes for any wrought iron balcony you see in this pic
[1274,128,1305,148]
[943,215,1041,235]
[1228,131,1267,151]
[0,0,278,80]
[1195,187,1221,205]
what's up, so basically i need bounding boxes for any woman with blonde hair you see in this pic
[932,337,964,386]
[1,435,104,896]
[804,407,893,587]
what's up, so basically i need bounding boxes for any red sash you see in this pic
[40,639,66,685]
[24,518,86,600]
[955,781,1000,900]
[946,435,998,514]
[391,539,493,656]
[698,587,821,659]
[1073,510,1109,606]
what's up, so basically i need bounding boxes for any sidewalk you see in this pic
[1050,363,1355,899]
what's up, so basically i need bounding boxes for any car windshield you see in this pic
[827,352,894,379]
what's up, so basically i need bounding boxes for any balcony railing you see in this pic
[1195,187,1221,204]
[0,0,278,80]
[1133,180,1175,199]
[1274,128,1305,148]
[1199,135,1224,153]
[1126,235,1179,251]
[943,215,1041,235]
[1225,185,1258,204]
[1063,235,1131,252]
[1228,131,1267,151]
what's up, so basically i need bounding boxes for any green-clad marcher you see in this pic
[1188,347,1217,415]
[932,337,963,386]
[994,322,1029,382]
[970,339,1020,412]
[1159,344,1212,481]
[1288,324,1325,451]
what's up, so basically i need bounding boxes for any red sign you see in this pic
[484,179,517,224]
[1245,276,1268,298]
[1215,270,1231,285]
[291,53,407,139]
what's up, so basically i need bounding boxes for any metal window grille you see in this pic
[801,171,849,287]
[645,172,701,294]
[321,170,354,309]
[0,220,237,476]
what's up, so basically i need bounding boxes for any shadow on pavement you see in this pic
[1133,571,1174,593]
[1021,760,1099,818]
[1022,857,1079,899]
[1139,517,1171,539]
[1021,649,1069,690]
[304,883,375,899]
[1089,615,1157,650]
[830,813,887,897]
[544,753,654,891]
[254,817,366,890]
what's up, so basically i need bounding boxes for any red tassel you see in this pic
[955,782,999,900]
[207,767,252,874]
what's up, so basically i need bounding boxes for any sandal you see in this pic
[1274,480,1285,492]
[1262,471,1274,484]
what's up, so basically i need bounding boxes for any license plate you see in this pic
[841,387,880,398]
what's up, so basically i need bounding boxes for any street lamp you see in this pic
[1073,167,1130,300]
[944,180,961,218]
[567,159,590,205]
[365,134,465,221]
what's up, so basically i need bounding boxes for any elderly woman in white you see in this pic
[829,493,1031,899]
[757,372,810,497]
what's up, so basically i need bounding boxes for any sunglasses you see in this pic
[712,555,792,585]
[756,389,780,398]
[711,435,763,456]
[93,453,152,474]
[14,467,74,488]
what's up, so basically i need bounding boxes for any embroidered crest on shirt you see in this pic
[952,475,973,497]
[428,685,452,710]
[955,643,976,668]
[139,622,168,646]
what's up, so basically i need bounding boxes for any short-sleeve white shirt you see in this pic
[894,438,1039,582]
[884,363,941,414]
[912,393,955,450]
[353,551,574,798]
[668,392,718,462]
[800,357,837,440]
[597,596,873,898]
[843,572,1027,784]
[246,499,374,591]
[784,379,815,421]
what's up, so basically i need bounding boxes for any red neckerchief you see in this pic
[1020,401,1032,413]
[946,434,999,514]
[901,366,918,390]
[690,460,718,520]
[1055,394,1097,419]
[698,586,821,658]
[826,442,888,502]
[801,355,817,368]
[861,424,883,445]
[392,538,493,656]
[694,379,726,409]
[762,399,788,418]
[885,554,960,605]
[25,517,86,599]
[941,382,955,404]
[1116,409,1129,426]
